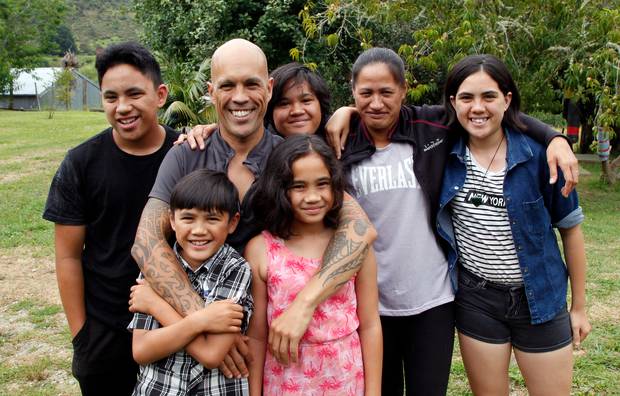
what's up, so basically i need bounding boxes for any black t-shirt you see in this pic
[43,126,178,330]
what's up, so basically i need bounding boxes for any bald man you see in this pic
[132,39,375,379]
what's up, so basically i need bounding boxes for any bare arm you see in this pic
[546,137,578,197]
[129,282,242,367]
[355,248,382,396]
[325,106,358,158]
[245,236,269,396]
[131,198,203,315]
[54,224,86,337]
[559,224,591,347]
[132,311,216,365]
[268,194,376,364]
[132,314,237,367]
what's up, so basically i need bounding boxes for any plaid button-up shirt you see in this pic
[128,243,253,395]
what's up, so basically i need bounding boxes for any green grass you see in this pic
[0,110,618,395]
[9,299,63,329]
[0,357,71,396]
[0,110,107,254]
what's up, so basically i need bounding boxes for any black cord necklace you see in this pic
[470,133,505,207]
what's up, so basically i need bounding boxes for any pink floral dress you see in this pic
[262,231,365,396]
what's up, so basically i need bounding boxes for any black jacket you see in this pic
[340,105,561,244]
[341,105,454,234]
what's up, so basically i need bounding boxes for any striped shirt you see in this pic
[450,148,523,285]
[128,243,253,396]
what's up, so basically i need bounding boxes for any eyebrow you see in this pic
[102,86,144,95]
[216,77,264,88]
[456,89,499,97]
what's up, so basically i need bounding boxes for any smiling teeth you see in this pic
[471,117,488,125]
[119,117,138,125]
[190,241,208,246]
[232,110,251,117]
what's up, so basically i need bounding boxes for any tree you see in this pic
[55,68,74,110]
[158,57,217,129]
[297,0,620,179]
[52,24,77,56]
[134,0,307,127]
[0,0,68,95]
[134,0,306,71]
[557,6,620,183]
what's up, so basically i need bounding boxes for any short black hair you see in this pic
[170,170,239,218]
[443,54,525,131]
[95,41,163,88]
[351,47,406,87]
[266,62,331,135]
[252,134,345,239]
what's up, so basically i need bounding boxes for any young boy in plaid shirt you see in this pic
[128,169,253,395]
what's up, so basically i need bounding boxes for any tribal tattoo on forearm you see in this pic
[319,231,369,286]
[318,199,373,288]
[339,199,371,235]
[132,199,203,315]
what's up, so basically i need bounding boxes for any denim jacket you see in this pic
[436,128,584,324]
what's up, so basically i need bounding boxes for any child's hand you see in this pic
[199,299,244,333]
[129,279,163,315]
[569,307,592,348]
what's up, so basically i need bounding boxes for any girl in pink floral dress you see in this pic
[245,135,382,396]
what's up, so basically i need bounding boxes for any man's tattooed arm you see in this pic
[131,198,203,316]
[319,195,376,290]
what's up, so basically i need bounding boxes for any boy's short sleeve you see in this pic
[43,154,85,224]
[205,257,253,333]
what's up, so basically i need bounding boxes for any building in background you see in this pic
[0,68,101,111]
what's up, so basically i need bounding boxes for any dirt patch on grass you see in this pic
[589,298,620,323]
[0,246,59,306]
[0,246,78,395]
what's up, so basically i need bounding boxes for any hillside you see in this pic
[68,0,139,54]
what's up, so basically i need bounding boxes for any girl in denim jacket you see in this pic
[437,54,591,395]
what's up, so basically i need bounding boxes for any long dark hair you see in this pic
[443,54,526,131]
[266,62,331,136]
[252,134,345,239]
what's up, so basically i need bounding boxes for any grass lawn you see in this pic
[0,110,618,395]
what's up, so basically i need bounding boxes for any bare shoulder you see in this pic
[244,234,268,280]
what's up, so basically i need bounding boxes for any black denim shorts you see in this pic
[455,267,572,353]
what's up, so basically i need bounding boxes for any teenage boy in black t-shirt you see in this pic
[43,42,177,395]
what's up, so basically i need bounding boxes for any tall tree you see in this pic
[0,0,68,94]
[297,0,620,164]
[134,0,306,71]
[52,24,77,56]
[134,0,307,126]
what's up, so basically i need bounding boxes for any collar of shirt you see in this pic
[210,127,283,177]
[173,242,225,275]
